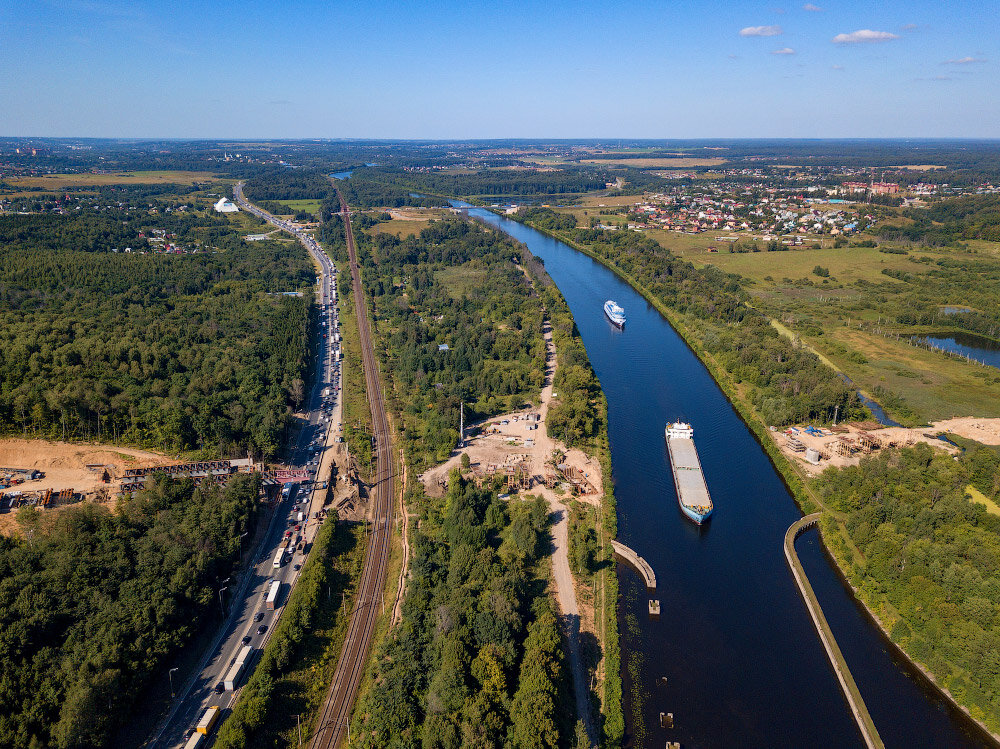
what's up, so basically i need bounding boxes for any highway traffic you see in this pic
[151,184,344,748]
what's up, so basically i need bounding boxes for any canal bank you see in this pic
[456,201,995,748]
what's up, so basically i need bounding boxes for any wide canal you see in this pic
[456,203,993,748]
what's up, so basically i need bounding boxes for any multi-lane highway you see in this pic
[308,190,395,749]
[150,184,344,748]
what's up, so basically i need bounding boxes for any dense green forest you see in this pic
[817,443,1000,732]
[243,168,438,211]
[377,166,609,198]
[0,474,259,748]
[878,195,1000,245]
[0,207,313,458]
[517,210,866,426]
[353,473,572,748]
[323,217,547,472]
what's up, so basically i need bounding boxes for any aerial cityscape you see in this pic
[3,2,1000,748]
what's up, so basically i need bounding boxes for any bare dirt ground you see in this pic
[0,439,174,534]
[931,417,1000,445]
[419,321,603,505]
[772,421,962,476]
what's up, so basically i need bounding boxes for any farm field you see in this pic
[579,156,727,168]
[1,170,221,191]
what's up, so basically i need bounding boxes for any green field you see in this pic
[371,219,431,238]
[1,170,220,192]
[675,240,1000,424]
[276,199,322,215]
[434,265,487,299]
[550,193,1000,425]
[689,243,940,286]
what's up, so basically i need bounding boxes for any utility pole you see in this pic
[297,714,303,746]
[168,667,178,699]
[459,401,464,448]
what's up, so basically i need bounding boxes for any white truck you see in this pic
[224,645,253,690]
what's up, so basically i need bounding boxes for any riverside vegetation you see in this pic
[353,474,572,749]
[817,441,1000,733]
[317,212,622,746]
[324,216,548,472]
[0,474,259,749]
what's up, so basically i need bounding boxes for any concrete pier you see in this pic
[785,514,884,749]
[611,539,656,591]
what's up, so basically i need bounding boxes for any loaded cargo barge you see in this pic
[665,422,714,524]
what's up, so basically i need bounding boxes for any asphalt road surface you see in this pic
[149,185,343,748]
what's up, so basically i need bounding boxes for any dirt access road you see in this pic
[420,319,598,740]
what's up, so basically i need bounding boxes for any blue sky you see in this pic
[1,0,998,138]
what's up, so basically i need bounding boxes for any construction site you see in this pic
[772,420,960,476]
[420,409,603,503]
[0,438,308,535]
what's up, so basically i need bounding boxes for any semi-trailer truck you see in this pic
[196,706,220,735]
[224,645,253,690]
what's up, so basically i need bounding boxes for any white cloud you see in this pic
[832,29,899,44]
[942,56,986,65]
[832,64,844,70]
[901,23,918,31]
[740,25,783,37]
[803,3,823,11]
[772,47,796,55]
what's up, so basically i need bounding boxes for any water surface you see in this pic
[455,202,993,748]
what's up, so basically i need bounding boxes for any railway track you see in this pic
[309,191,395,749]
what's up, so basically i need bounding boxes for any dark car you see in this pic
[254,611,265,623]
[242,635,252,646]
[215,682,224,694]
[257,624,268,635]
[293,563,301,571]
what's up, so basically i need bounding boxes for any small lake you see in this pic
[329,170,353,180]
[916,332,1000,370]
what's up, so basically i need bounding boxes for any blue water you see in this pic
[917,332,1000,371]
[454,202,992,747]
[330,170,353,180]
[857,393,902,427]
